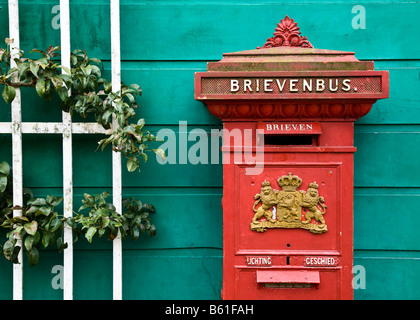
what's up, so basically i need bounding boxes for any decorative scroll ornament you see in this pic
[257,16,313,49]
[250,173,327,234]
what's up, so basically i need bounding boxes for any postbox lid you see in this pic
[207,46,374,72]
[208,15,373,72]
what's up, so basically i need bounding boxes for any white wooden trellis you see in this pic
[1,0,123,300]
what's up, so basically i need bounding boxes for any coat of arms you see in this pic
[250,173,327,234]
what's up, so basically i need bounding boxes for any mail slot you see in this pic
[260,122,321,146]
[257,270,320,291]
[195,16,388,300]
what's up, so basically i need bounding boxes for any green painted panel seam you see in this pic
[355,190,420,196]
[355,125,420,133]
[355,249,420,256]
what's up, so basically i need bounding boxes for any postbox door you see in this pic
[221,129,354,300]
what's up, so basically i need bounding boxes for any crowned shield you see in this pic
[250,172,327,234]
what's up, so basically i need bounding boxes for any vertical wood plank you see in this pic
[8,0,23,301]
[60,0,73,301]
[111,0,123,300]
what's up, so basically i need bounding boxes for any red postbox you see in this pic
[195,16,388,300]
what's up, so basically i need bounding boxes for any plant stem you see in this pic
[0,80,35,88]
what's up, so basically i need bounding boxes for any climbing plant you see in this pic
[0,39,161,266]
[0,38,164,172]
[0,165,157,266]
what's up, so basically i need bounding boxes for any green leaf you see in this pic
[95,208,109,217]
[27,247,39,267]
[46,195,54,204]
[88,57,101,65]
[142,203,156,213]
[24,221,38,235]
[56,236,68,252]
[83,193,94,203]
[17,63,30,78]
[57,87,70,102]
[98,228,106,237]
[126,157,139,172]
[101,216,110,228]
[3,240,20,264]
[43,79,53,101]
[0,175,7,193]
[0,161,10,176]
[117,112,125,128]
[65,217,75,228]
[35,206,51,217]
[2,85,16,103]
[148,224,157,237]
[24,234,35,251]
[50,196,63,207]
[33,232,41,245]
[70,55,78,66]
[42,231,53,248]
[50,75,63,90]
[130,83,142,95]
[48,217,62,233]
[103,79,112,93]
[11,226,23,239]
[3,240,14,261]
[119,226,127,238]
[85,227,97,243]
[81,65,92,76]
[133,215,143,226]
[60,66,72,76]
[12,216,29,223]
[6,66,18,78]
[28,198,46,206]
[30,61,39,77]
[153,148,166,161]
[37,57,48,69]
[107,225,118,240]
[26,206,40,215]
[35,78,46,97]
[90,65,101,77]
[102,109,113,124]
[11,246,21,264]
[130,226,140,241]
[101,192,110,199]
[141,153,148,162]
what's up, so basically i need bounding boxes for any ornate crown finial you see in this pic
[261,180,271,187]
[309,182,319,189]
[277,172,303,191]
[257,16,313,49]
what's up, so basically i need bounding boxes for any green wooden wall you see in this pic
[0,0,419,300]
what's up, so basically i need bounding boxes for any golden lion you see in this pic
[252,180,278,223]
